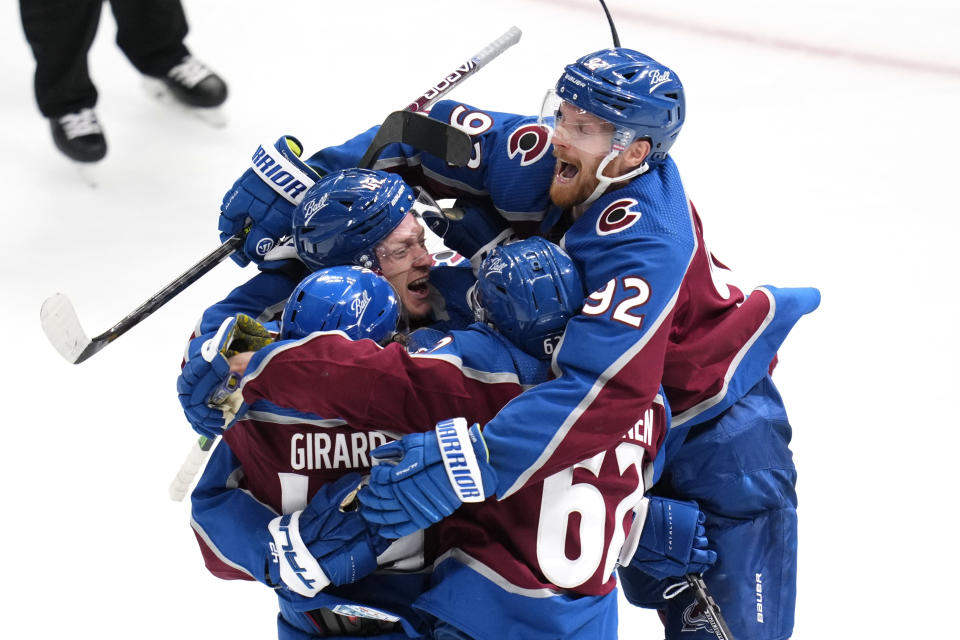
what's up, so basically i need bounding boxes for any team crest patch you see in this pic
[431,249,467,267]
[681,601,717,636]
[507,124,552,166]
[596,198,641,236]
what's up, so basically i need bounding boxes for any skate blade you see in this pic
[142,77,228,128]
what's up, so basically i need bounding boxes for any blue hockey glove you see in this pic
[267,473,391,597]
[219,135,319,266]
[629,497,718,581]
[358,418,497,539]
[177,314,274,438]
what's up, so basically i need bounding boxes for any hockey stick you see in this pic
[359,25,520,167]
[405,25,522,113]
[685,574,736,640]
[41,235,244,364]
[168,435,217,501]
[41,27,520,366]
[41,122,465,365]
[165,27,522,501]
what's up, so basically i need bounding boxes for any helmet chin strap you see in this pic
[582,150,650,207]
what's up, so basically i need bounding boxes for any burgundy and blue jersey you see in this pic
[307,100,819,498]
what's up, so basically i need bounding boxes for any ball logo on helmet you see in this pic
[483,255,508,275]
[640,68,673,92]
[350,290,372,323]
[302,193,328,227]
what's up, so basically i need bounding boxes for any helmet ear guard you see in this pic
[474,237,584,359]
[280,266,400,345]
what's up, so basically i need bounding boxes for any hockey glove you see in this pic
[219,135,319,266]
[177,314,274,438]
[267,473,391,597]
[629,497,717,582]
[358,418,497,539]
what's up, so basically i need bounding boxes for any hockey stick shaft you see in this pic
[165,28,520,498]
[169,436,217,501]
[406,26,522,113]
[685,574,736,640]
[41,234,243,364]
[42,27,519,366]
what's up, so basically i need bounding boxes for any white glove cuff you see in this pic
[251,140,316,205]
[268,511,331,597]
[436,418,486,503]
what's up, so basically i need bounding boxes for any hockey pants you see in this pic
[618,375,797,640]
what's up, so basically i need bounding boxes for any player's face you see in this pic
[548,103,616,209]
[376,213,432,321]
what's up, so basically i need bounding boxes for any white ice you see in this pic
[1,0,957,638]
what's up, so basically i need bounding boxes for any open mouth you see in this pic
[556,160,580,183]
[408,277,429,296]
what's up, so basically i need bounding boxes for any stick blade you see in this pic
[40,294,95,364]
[358,111,472,169]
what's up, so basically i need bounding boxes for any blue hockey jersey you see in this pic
[305,100,820,499]
[193,322,664,638]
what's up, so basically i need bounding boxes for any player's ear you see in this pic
[622,139,651,169]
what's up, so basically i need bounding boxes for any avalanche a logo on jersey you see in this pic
[596,198,642,236]
[431,249,467,267]
[507,124,552,166]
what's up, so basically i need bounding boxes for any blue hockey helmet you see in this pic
[280,266,399,344]
[473,237,584,359]
[292,168,416,271]
[547,47,685,163]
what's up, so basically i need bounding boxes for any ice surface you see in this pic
[2,1,957,637]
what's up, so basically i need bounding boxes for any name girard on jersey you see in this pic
[289,430,392,471]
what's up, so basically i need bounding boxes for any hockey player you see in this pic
[296,50,816,640]
[211,48,817,640]
[189,238,716,639]
[190,266,419,639]
[178,167,475,439]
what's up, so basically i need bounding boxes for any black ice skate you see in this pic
[143,56,228,127]
[50,108,107,163]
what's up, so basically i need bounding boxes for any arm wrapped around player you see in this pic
[358,418,497,539]
[177,314,274,438]
[627,496,717,581]
[266,473,391,597]
[219,135,320,266]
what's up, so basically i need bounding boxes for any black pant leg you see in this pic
[20,0,103,118]
[107,0,190,77]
